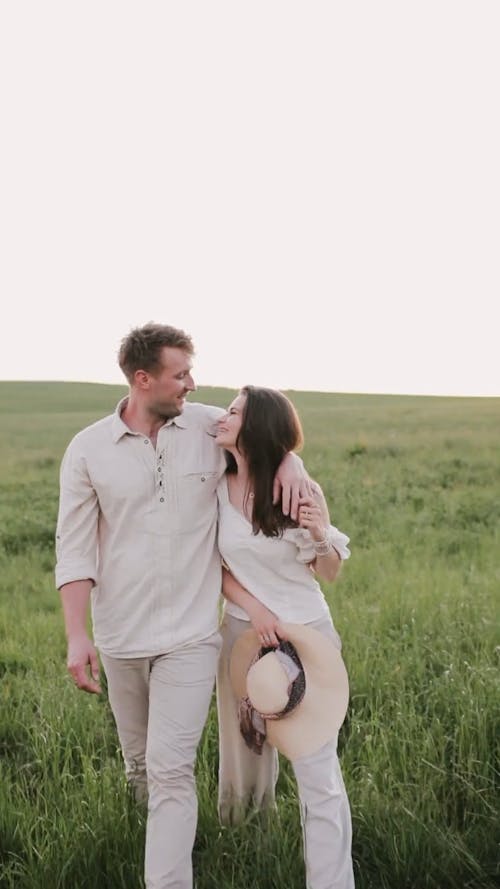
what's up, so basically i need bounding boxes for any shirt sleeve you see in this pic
[288,525,351,564]
[55,440,99,589]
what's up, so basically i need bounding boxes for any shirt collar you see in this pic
[170,413,188,429]
[111,396,188,443]
[111,397,131,443]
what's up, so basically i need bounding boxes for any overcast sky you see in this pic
[1,2,498,396]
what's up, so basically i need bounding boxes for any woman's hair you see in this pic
[225,385,304,537]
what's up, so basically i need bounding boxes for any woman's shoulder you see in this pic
[309,479,326,501]
[282,524,313,546]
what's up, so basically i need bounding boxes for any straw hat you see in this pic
[229,623,349,761]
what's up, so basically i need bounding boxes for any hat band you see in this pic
[238,640,306,755]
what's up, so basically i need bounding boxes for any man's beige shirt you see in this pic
[56,398,225,657]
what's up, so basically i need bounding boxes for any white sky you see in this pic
[1,2,498,396]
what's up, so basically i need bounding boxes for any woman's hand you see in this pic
[245,599,288,647]
[297,492,343,582]
[297,496,328,542]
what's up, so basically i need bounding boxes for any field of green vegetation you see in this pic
[0,381,498,889]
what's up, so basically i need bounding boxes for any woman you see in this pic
[215,386,355,889]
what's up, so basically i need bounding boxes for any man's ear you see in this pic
[134,369,150,390]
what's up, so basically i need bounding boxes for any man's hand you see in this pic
[246,600,288,648]
[67,634,101,694]
[273,452,315,520]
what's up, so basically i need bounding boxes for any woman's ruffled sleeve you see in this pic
[287,525,351,564]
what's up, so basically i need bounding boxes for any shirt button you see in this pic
[144,439,149,445]
[201,475,206,482]
[160,497,164,502]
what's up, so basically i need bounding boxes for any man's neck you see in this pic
[121,396,175,440]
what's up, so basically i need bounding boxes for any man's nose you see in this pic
[185,375,196,391]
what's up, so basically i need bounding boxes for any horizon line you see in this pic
[0,379,498,400]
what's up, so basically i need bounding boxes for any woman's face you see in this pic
[215,392,246,450]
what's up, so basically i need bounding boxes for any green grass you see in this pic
[0,381,498,888]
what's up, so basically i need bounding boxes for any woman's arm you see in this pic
[222,567,287,647]
[297,484,344,583]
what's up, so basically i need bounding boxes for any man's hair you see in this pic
[118,322,194,383]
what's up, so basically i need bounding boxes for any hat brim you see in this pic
[229,622,349,761]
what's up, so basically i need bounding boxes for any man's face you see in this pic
[146,347,196,419]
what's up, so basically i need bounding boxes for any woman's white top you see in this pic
[217,475,350,624]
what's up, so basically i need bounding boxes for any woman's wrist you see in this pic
[310,526,329,544]
[311,527,340,557]
[313,538,334,556]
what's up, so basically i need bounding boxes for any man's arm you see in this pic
[273,452,315,520]
[60,580,101,694]
[56,441,100,694]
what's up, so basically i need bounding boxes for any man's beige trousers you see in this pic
[101,632,221,889]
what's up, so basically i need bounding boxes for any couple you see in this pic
[56,322,354,889]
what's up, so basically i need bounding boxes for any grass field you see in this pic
[0,381,498,889]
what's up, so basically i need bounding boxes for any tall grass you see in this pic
[0,382,498,888]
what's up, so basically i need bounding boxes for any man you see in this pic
[56,322,311,889]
